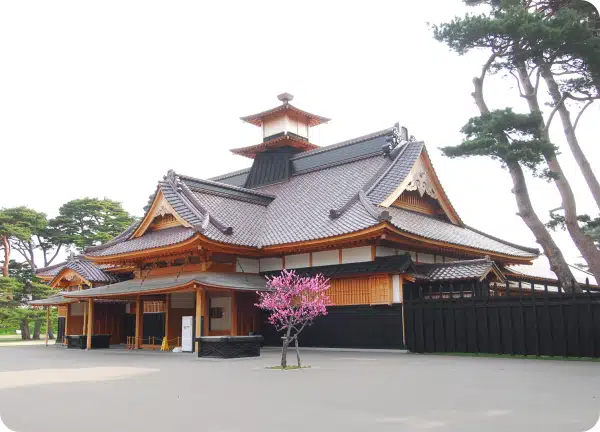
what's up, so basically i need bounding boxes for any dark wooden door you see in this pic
[56,317,66,344]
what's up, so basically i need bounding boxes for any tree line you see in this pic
[433,0,600,291]
[0,198,135,339]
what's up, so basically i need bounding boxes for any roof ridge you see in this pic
[291,127,395,160]
[418,258,492,267]
[209,167,251,182]
[364,141,421,197]
[179,173,276,199]
[464,224,540,255]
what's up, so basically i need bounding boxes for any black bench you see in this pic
[196,335,263,358]
[65,334,111,349]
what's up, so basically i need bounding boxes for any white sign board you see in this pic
[181,316,194,353]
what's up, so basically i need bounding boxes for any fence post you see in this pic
[438,283,446,353]
[587,279,596,357]
[419,284,425,353]
[506,281,515,355]
[494,282,502,354]
[460,283,469,352]
[427,284,434,352]
[518,280,527,355]
[472,281,480,354]
[531,282,540,357]
[449,283,456,352]
[558,284,568,357]
[572,279,580,357]
[484,280,491,354]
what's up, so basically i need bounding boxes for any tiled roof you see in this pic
[64,272,269,298]
[386,207,535,258]
[37,257,119,283]
[261,255,413,279]
[29,293,77,306]
[240,103,330,127]
[366,141,423,204]
[58,260,119,284]
[37,262,67,278]
[87,227,196,257]
[85,125,537,260]
[415,258,503,282]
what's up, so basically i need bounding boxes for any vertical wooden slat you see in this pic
[494,282,502,354]
[438,283,446,352]
[460,283,468,352]
[83,302,87,336]
[587,282,596,357]
[483,281,491,354]
[572,281,580,357]
[558,284,568,357]
[506,281,515,355]
[449,283,456,352]
[472,281,480,354]
[518,280,526,355]
[531,282,540,356]
[427,284,434,352]
[544,283,553,356]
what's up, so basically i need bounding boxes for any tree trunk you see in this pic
[281,326,292,368]
[517,64,600,286]
[507,161,578,290]
[470,58,578,290]
[294,337,301,368]
[19,319,30,340]
[541,67,600,211]
[1,235,9,277]
[32,320,41,340]
[48,325,55,340]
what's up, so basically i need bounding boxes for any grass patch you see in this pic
[266,365,311,370]
[427,352,600,362]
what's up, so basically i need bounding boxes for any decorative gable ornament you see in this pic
[404,166,438,200]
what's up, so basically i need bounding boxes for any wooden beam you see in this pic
[230,291,237,337]
[86,299,94,350]
[135,296,142,349]
[371,245,376,261]
[45,306,50,347]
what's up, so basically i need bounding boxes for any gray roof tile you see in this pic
[87,227,196,257]
[386,207,534,257]
[416,258,501,281]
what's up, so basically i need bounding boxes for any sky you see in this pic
[1,0,599,274]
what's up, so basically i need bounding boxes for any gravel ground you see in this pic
[0,345,599,432]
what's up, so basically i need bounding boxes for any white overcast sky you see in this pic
[1,0,599,272]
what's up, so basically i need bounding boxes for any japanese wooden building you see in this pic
[32,93,541,350]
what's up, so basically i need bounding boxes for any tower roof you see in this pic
[240,93,331,127]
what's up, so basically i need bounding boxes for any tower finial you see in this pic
[277,92,294,104]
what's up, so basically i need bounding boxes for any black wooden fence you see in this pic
[403,279,600,357]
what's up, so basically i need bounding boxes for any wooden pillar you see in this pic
[164,293,170,342]
[82,302,88,335]
[230,291,237,336]
[86,299,94,350]
[135,296,142,349]
[195,288,203,352]
[45,306,50,346]
[65,303,70,341]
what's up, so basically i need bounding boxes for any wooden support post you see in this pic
[231,291,238,336]
[65,303,70,342]
[195,288,203,352]
[86,299,94,350]
[45,306,50,347]
[135,296,142,349]
[83,301,88,335]
[165,293,170,343]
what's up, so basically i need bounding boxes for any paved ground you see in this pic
[0,345,599,432]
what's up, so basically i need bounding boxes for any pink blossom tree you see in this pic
[256,270,332,368]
